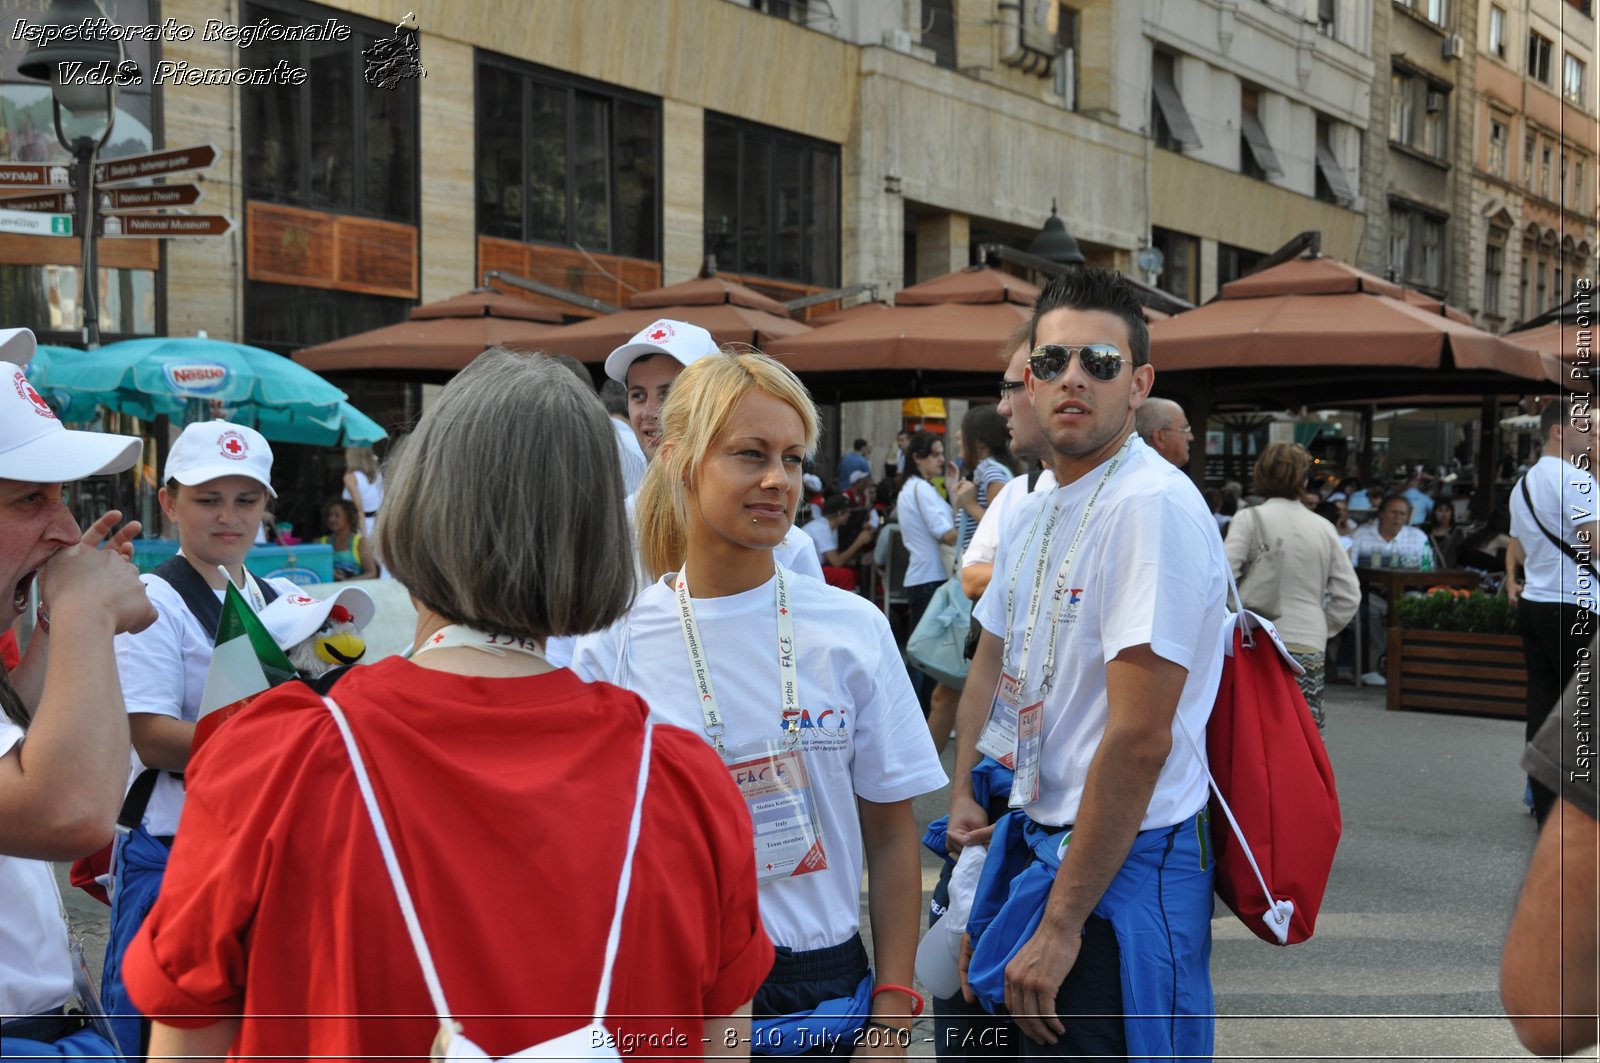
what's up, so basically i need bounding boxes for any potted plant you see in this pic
[1387,590,1526,719]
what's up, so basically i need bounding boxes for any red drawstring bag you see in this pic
[1177,607,1342,946]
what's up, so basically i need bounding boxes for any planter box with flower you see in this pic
[1387,590,1526,719]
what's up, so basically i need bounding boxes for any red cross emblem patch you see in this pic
[218,430,249,460]
[12,371,55,420]
[647,321,675,344]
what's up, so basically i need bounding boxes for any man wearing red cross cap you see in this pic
[0,327,156,1057]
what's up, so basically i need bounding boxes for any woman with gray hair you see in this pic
[121,349,772,1061]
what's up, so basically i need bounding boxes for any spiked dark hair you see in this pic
[1028,267,1150,367]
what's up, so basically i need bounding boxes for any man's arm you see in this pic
[131,713,198,774]
[1501,796,1599,1056]
[1002,644,1187,1045]
[961,562,994,602]
[1505,536,1524,605]
[948,630,1003,853]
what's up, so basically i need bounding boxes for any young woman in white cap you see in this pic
[0,330,157,1057]
[573,350,946,1055]
[98,419,302,1058]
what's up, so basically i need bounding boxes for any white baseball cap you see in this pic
[165,420,277,498]
[603,318,717,384]
[260,587,376,652]
[914,843,988,1000]
[0,330,141,483]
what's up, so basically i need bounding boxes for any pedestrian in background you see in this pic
[897,430,957,713]
[125,349,771,1060]
[1226,443,1360,734]
[340,446,383,539]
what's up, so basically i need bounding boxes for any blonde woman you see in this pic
[341,446,383,538]
[573,350,946,1055]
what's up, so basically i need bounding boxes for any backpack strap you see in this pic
[1520,476,1600,581]
[151,557,282,641]
[1026,465,1044,492]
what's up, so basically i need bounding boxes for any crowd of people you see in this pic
[0,265,1594,1061]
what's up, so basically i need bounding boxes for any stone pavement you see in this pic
[55,682,1543,1059]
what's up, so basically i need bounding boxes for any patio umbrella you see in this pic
[1507,318,1592,390]
[1146,255,1566,407]
[293,288,564,374]
[253,401,388,447]
[28,334,348,425]
[527,275,812,360]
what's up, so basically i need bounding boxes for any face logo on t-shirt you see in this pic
[777,707,849,749]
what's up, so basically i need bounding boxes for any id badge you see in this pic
[1007,692,1046,809]
[723,740,829,883]
[975,670,1023,767]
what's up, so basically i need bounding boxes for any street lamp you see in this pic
[19,0,121,348]
[1029,199,1086,267]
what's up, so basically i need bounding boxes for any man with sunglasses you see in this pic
[948,269,1229,1061]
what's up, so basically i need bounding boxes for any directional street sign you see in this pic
[99,184,204,211]
[100,213,233,238]
[0,208,72,237]
[0,191,75,213]
[0,162,73,189]
[96,145,217,185]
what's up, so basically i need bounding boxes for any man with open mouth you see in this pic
[0,326,156,1059]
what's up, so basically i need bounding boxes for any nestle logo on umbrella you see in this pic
[164,363,229,394]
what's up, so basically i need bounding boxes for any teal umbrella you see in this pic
[28,333,346,423]
[254,401,388,446]
[23,345,100,425]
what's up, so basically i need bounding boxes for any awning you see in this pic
[1315,143,1356,206]
[1152,74,1202,150]
[1241,110,1285,177]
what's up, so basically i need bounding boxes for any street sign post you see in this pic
[0,208,72,237]
[100,213,233,238]
[98,184,204,211]
[95,145,218,185]
[0,191,76,213]
[0,162,74,189]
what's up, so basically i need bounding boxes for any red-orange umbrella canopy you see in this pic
[1147,255,1560,398]
[293,289,563,373]
[526,275,812,360]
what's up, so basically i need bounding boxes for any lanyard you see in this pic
[675,565,799,757]
[410,624,547,662]
[1007,436,1133,692]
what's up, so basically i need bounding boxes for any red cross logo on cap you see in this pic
[288,594,316,606]
[218,430,249,460]
[12,372,55,420]
[648,321,675,344]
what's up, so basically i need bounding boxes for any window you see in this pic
[1217,243,1266,288]
[1150,227,1199,303]
[1489,6,1506,59]
[1054,5,1079,108]
[1389,201,1447,290]
[1315,115,1356,205]
[1488,118,1508,177]
[1525,132,1537,189]
[1151,52,1202,152]
[1422,87,1448,159]
[1318,0,1336,37]
[1565,54,1586,102]
[921,0,956,69]
[0,265,157,342]
[1542,144,1552,198]
[1576,157,1587,202]
[1239,87,1283,180]
[751,0,808,21]
[476,56,661,261]
[1520,253,1530,320]
[242,0,418,223]
[1424,0,1448,25]
[1561,153,1569,201]
[704,114,839,287]
[1528,33,1553,84]
[1391,71,1415,144]
[1484,240,1505,317]
[1536,259,1548,310]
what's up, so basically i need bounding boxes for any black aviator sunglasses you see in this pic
[1028,344,1126,383]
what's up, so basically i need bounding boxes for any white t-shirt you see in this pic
[343,470,384,536]
[570,572,947,951]
[0,720,74,1016]
[962,469,1056,570]
[973,437,1228,830]
[896,477,954,587]
[115,571,301,837]
[803,518,838,564]
[1511,455,1599,606]
[610,417,647,497]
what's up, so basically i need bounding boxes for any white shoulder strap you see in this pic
[320,695,655,1029]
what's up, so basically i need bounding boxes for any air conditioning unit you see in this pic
[1441,34,1465,60]
[1426,89,1447,112]
[882,28,914,53]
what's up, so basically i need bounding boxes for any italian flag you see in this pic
[193,581,297,753]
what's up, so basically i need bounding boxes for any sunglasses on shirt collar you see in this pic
[1028,343,1127,383]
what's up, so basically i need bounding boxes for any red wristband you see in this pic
[871,983,924,1016]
